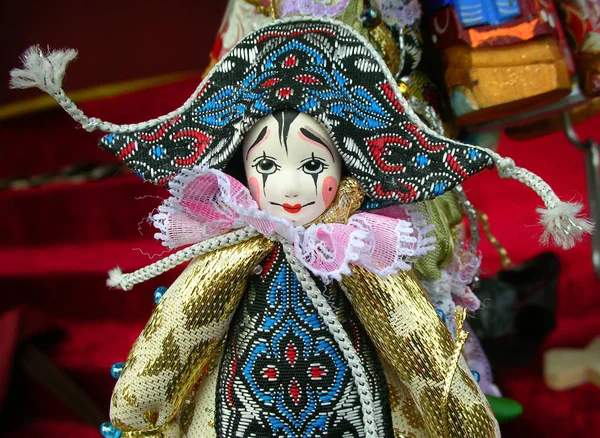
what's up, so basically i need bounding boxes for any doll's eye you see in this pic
[253,155,280,175]
[299,155,328,175]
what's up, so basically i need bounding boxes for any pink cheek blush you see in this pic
[321,176,338,207]
[248,176,261,205]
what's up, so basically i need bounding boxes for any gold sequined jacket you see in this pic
[109,178,500,438]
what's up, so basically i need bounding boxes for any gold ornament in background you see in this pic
[243,0,275,17]
[398,81,410,99]
[477,211,513,269]
[369,22,400,77]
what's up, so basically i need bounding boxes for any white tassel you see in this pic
[107,267,127,290]
[491,153,593,249]
[537,203,594,249]
[9,45,216,135]
[9,46,101,131]
[10,46,78,94]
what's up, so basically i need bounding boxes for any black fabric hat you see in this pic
[96,17,494,202]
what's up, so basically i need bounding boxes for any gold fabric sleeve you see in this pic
[110,236,274,436]
[340,268,500,438]
[381,358,429,437]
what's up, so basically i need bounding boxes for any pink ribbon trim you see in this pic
[153,167,435,282]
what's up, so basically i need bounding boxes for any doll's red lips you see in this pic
[282,203,302,213]
[271,201,315,214]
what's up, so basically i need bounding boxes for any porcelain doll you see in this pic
[208,2,547,404]
[10,17,592,438]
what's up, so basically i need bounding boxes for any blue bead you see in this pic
[100,422,111,436]
[154,286,168,304]
[467,148,481,161]
[110,362,125,379]
[415,154,430,168]
[152,145,165,159]
[100,422,122,438]
[433,182,449,196]
[435,308,446,323]
[472,370,481,383]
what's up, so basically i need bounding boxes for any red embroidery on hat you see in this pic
[173,129,212,166]
[286,343,297,367]
[283,55,297,67]
[261,77,282,87]
[138,116,182,142]
[262,366,279,381]
[289,380,301,405]
[403,123,447,152]
[372,182,417,202]
[309,366,326,380]
[278,88,293,99]
[445,153,468,178]
[118,141,137,160]
[381,82,405,114]
[367,135,410,173]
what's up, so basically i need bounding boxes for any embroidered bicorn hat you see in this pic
[97,18,495,204]
[10,17,592,247]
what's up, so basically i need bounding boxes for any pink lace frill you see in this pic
[152,167,435,282]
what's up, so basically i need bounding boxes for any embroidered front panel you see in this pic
[216,244,393,437]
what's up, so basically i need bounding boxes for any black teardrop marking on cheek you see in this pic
[312,173,319,194]
[262,173,268,196]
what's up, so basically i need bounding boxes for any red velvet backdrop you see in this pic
[1,1,599,437]
[0,1,227,106]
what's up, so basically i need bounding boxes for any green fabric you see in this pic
[485,395,523,423]
[338,0,370,38]
[413,192,463,280]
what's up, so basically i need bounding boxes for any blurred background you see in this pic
[1,1,599,437]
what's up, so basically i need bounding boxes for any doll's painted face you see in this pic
[242,112,342,225]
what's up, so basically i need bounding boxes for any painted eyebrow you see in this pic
[299,127,335,160]
[245,126,269,159]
